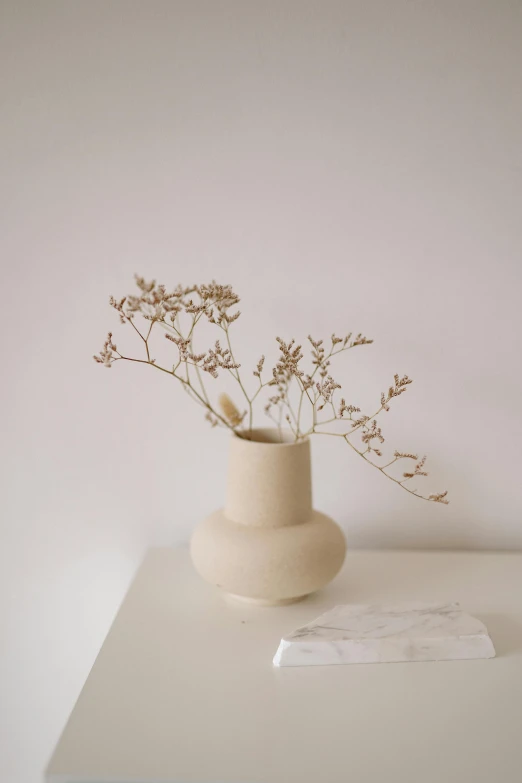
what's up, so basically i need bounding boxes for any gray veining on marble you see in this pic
[273,602,496,666]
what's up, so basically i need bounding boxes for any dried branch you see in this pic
[94,275,449,504]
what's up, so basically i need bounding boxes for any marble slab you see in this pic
[273,602,496,666]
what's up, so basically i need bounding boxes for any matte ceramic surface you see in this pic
[190,429,346,604]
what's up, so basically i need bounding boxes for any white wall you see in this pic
[1,1,521,781]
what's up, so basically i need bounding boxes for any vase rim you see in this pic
[233,427,309,447]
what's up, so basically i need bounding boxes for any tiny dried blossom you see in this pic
[316,375,341,410]
[93,333,117,367]
[188,351,207,363]
[394,451,418,460]
[379,374,413,410]
[253,356,265,378]
[109,296,128,324]
[429,491,449,505]
[135,276,155,293]
[184,299,207,315]
[165,334,240,377]
[350,334,373,347]
[265,365,292,414]
[201,340,241,378]
[361,420,385,445]
[165,334,191,360]
[198,282,241,326]
[264,340,304,417]
[338,399,361,418]
[338,332,374,349]
[308,336,330,378]
[301,374,314,391]
[110,276,242,329]
[221,309,241,326]
[274,338,304,380]
[121,277,194,324]
[403,456,428,480]
[198,282,240,310]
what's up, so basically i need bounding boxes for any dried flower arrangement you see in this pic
[94,277,448,504]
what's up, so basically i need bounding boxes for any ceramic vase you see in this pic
[190,428,346,605]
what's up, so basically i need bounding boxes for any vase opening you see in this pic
[238,427,305,445]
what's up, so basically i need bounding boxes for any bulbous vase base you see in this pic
[190,508,346,605]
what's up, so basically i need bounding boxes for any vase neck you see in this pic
[224,434,312,528]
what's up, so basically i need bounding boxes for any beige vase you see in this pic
[190,428,346,605]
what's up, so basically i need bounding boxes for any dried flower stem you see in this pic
[114,352,233,429]
[221,325,254,435]
[95,276,448,504]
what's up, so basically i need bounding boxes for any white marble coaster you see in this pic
[273,602,496,666]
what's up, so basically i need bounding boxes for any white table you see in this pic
[46,547,522,783]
